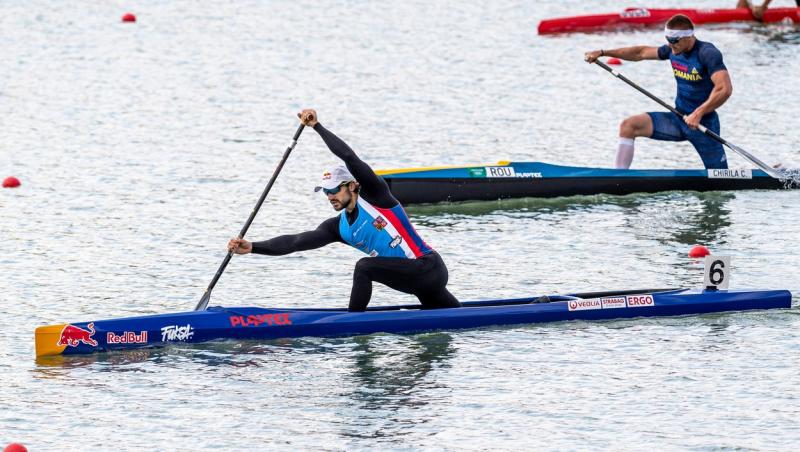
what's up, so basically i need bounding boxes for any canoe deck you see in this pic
[377,162,797,204]
[35,288,792,358]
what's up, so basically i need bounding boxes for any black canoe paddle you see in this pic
[194,123,306,311]
[592,59,785,180]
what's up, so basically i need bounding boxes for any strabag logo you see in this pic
[707,169,752,179]
[600,296,627,309]
[161,324,194,342]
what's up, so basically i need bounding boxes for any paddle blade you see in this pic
[195,291,211,311]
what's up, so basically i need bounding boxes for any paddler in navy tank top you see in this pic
[584,14,733,170]
[228,109,461,312]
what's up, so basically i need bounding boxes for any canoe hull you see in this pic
[377,162,796,204]
[538,7,800,34]
[35,288,792,357]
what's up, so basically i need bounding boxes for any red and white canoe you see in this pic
[538,7,800,34]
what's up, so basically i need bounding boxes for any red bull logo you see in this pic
[230,313,292,327]
[107,331,148,344]
[57,322,98,347]
[322,171,332,180]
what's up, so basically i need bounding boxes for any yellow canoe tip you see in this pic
[35,324,68,358]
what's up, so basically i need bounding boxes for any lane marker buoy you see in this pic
[688,245,710,258]
[2,176,21,188]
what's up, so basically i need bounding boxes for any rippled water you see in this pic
[2,0,799,449]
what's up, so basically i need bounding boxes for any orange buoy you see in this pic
[2,176,21,188]
[121,12,137,22]
[4,444,28,452]
[688,245,710,258]
[606,57,622,65]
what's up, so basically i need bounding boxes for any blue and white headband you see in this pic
[664,27,694,38]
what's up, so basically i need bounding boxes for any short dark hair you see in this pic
[666,14,694,30]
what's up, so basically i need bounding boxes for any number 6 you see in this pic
[703,256,730,290]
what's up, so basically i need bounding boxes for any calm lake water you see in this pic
[1,0,799,449]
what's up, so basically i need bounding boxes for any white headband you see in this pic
[665,27,694,38]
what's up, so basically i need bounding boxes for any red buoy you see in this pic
[688,245,710,258]
[121,13,137,23]
[4,444,28,452]
[2,176,21,188]
[606,57,622,65]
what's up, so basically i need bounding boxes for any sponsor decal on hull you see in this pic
[484,167,543,178]
[107,331,148,344]
[567,294,655,311]
[620,8,651,18]
[567,299,602,311]
[230,313,292,327]
[160,324,194,342]
[58,322,98,347]
[707,169,752,179]
[626,294,655,307]
[600,296,627,309]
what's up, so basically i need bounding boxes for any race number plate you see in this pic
[703,255,730,290]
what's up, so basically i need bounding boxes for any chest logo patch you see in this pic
[373,216,388,230]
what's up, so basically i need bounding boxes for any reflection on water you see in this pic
[663,192,733,247]
[407,191,733,219]
[349,333,454,401]
[407,193,639,219]
[749,24,800,44]
[409,191,734,248]
[33,340,279,373]
[338,333,456,439]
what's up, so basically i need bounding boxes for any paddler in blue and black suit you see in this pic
[584,14,733,170]
[228,109,461,312]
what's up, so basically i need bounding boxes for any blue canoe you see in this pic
[376,162,797,204]
[35,288,791,357]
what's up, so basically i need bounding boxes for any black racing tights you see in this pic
[349,252,462,312]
